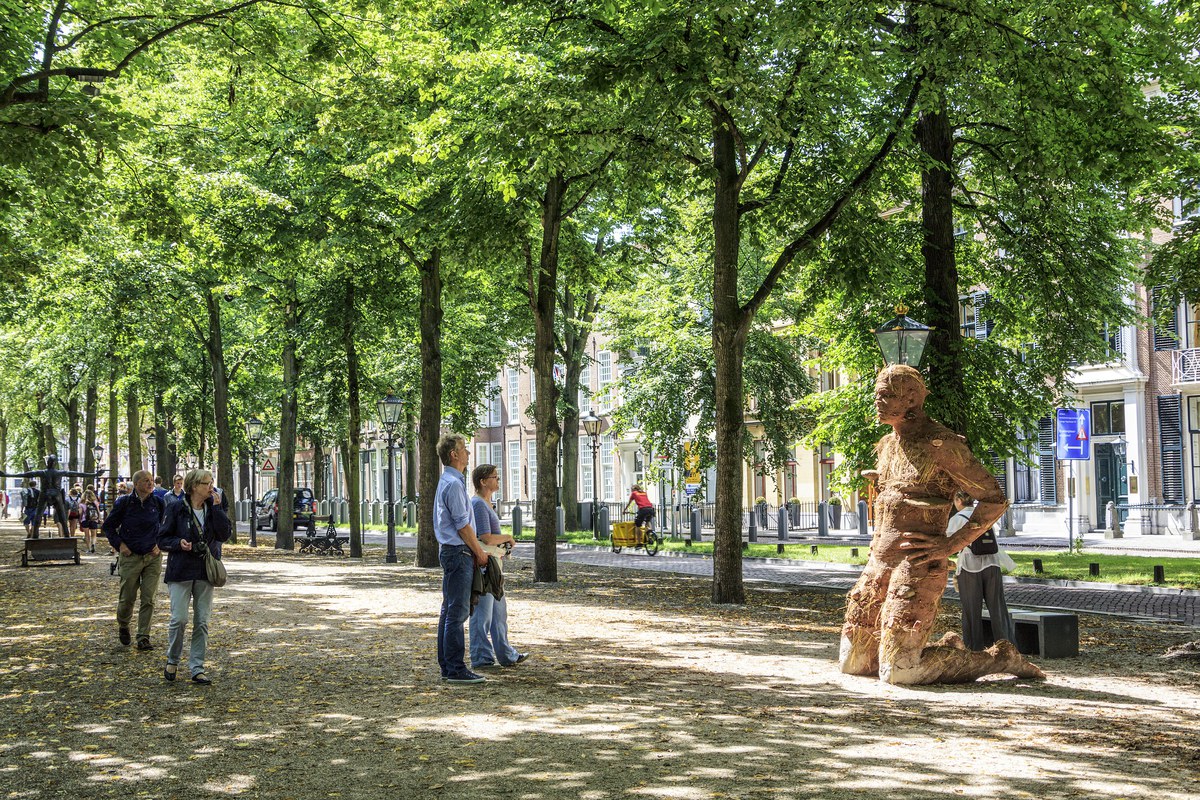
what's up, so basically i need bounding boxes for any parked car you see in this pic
[255,487,317,532]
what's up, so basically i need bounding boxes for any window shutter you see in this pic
[1158,395,1185,503]
[988,451,1008,499]
[1037,416,1057,504]
[1152,287,1179,351]
[972,292,993,340]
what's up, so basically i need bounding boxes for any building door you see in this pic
[1094,443,1128,523]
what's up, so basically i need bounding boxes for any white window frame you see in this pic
[598,351,613,413]
[579,365,591,412]
[527,442,538,497]
[488,379,501,427]
[508,442,521,501]
[507,369,519,424]
[601,433,615,500]
[490,443,503,498]
[579,435,594,501]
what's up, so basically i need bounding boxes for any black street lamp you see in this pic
[874,304,933,368]
[378,393,406,564]
[146,432,157,473]
[92,444,105,498]
[581,409,603,540]
[246,417,265,547]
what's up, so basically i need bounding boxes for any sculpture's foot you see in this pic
[935,631,967,651]
[993,640,1046,680]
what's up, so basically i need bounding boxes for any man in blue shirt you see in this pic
[434,434,489,685]
[103,470,166,650]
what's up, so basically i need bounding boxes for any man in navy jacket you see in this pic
[102,470,166,650]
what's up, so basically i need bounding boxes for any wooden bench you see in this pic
[22,537,80,567]
[983,608,1079,658]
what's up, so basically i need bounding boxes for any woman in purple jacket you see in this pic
[157,469,231,685]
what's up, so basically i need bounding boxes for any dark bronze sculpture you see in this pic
[840,365,1044,684]
[1,455,103,539]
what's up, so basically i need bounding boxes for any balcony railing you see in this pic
[1173,348,1200,385]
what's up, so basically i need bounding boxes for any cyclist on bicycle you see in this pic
[625,484,655,530]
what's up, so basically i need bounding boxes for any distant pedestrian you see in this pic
[1,487,8,519]
[102,470,166,651]
[79,487,101,553]
[949,491,1016,651]
[158,468,231,685]
[21,480,39,535]
[66,486,83,539]
[165,474,185,505]
[468,464,527,670]
[434,434,489,685]
[152,477,169,500]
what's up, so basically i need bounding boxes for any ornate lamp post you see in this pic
[874,304,933,368]
[246,417,265,546]
[146,432,157,474]
[580,409,603,540]
[377,393,406,564]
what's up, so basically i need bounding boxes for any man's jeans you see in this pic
[116,552,163,638]
[437,545,475,678]
[470,593,520,667]
[166,580,215,677]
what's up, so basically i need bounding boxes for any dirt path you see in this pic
[1,522,1197,799]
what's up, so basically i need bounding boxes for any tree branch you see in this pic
[740,73,923,321]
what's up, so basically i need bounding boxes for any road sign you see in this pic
[684,483,700,498]
[1055,408,1091,460]
[260,457,277,475]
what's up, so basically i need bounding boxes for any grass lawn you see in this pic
[512,528,1200,589]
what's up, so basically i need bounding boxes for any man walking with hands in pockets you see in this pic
[434,434,490,685]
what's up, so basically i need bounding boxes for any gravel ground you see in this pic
[1,521,1198,800]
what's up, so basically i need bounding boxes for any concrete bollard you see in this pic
[691,508,702,543]
[1105,501,1123,539]
[858,500,868,536]
[817,501,829,537]
[748,511,758,543]
[777,508,788,542]
[599,505,611,540]
[1186,503,1199,541]
[557,505,565,539]
[512,504,523,539]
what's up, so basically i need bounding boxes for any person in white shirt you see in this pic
[947,491,1016,651]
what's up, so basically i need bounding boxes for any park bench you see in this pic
[22,537,80,567]
[297,517,348,557]
[983,608,1078,658]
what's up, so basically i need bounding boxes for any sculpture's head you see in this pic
[44,454,58,469]
[874,365,927,426]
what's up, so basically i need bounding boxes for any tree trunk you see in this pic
[277,287,300,550]
[710,110,748,605]
[313,439,325,503]
[558,285,597,533]
[66,395,79,472]
[915,87,967,436]
[416,249,443,569]
[125,387,141,474]
[83,380,97,477]
[404,409,417,505]
[343,279,363,557]
[108,371,119,481]
[206,290,237,533]
[0,415,7,476]
[153,393,168,488]
[532,175,567,583]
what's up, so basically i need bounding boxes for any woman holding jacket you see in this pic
[157,469,231,685]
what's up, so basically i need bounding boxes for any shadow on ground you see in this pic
[1,522,1197,800]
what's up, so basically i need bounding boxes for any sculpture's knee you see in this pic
[838,632,878,676]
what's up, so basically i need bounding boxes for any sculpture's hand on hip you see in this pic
[898,531,950,566]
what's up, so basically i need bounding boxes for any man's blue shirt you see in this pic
[433,466,471,546]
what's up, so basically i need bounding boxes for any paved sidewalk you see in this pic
[302,527,1200,628]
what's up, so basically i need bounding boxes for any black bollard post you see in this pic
[810,544,818,555]
[1033,558,1043,574]
[1089,562,1100,577]
[851,547,859,558]
[1154,565,1165,583]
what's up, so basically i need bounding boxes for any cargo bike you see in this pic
[610,520,661,556]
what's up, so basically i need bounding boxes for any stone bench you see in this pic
[983,608,1079,658]
[22,537,80,567]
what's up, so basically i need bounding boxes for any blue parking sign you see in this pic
[1055,408,1091,460]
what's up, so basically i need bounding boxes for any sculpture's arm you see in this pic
[932,437,1008,553]
[0,471,37,479]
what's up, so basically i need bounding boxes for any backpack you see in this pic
[968,525,999,556]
